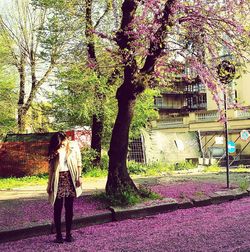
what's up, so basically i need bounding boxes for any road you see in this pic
[1,196,250,251]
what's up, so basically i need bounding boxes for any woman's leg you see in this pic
[54,197,64,238]
[64,196,74,238]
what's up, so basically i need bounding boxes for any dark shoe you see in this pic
[54,235,64,244]
[65,234,74,242]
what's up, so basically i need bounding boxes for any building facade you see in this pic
[152,66,250,166]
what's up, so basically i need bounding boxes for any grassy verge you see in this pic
[0,174,48,190]
[1,162,250,190]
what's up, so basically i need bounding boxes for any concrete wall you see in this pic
[142,129,201,164]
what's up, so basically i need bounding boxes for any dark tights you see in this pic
[54,196,74,237]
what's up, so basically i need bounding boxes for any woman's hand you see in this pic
[76,177,82,187]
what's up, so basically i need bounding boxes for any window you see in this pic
[155,97,163,107]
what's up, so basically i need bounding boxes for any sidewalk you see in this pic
[0,177,108,201]
[0,174,249,243]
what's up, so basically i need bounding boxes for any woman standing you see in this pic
[47,132,82,243]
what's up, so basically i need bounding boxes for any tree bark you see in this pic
[17,106,28,133]
[91,113,104,165]
[105,0,177,196]
[106,84,138,195]
[17,56,26,133]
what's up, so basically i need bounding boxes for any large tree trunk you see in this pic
[106,89,137,195]
[91,113,104,166]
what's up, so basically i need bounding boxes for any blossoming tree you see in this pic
[102,0,250,195]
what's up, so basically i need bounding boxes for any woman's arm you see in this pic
[47,162,53,194]
[75,142,82,186]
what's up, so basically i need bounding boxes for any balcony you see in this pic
[154,107,250,130]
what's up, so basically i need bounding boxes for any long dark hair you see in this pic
[48,131,67,161]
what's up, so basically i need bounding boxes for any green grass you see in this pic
[0,174,48,190]
[203,165,222,173]
[129,160,196,176]
[94,185,163,207]
[84,167,108,178]
[3,161,249,190]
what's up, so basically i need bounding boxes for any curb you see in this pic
[109,199,178,221]
[0,189,249,243]
[0,212,112,243]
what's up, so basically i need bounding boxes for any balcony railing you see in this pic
[235,109,250,119]
[155,104,184,110]
[196,111,219,121]
[155,108,250,129]
[157,118,183,128]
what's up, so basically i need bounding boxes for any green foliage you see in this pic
[81,150,109,177]
[138,184,163,200]
[232,165,249,173]
[0,174,48,190]
[130,89,160,138]
[127,160,197,176]
[84,167,108,178]
[203,164,222,173]
[238,178,249,191]
[128,161,147,175]
[174,161,196,171]
[0,36,18,138]
[81,149,99,172]
[26,103,54,132]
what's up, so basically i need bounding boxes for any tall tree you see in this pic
[0,0,65,132]
[0,35,18,138]
[103,0,250,195]
[33,0,120,165]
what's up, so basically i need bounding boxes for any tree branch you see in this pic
[94,0,111,29]
[141,0,177,74]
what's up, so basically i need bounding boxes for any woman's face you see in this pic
[60,139,68,149]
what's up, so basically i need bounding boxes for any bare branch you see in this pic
[94,0,111,29]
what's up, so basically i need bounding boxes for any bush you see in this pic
[81,148,98,172]
[239,178,249,191]
[128,161,146,175]
[174,161,196,171]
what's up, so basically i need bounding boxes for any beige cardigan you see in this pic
[48,141,83,205]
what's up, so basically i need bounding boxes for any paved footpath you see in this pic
[0,177,108,200]
[0,176,160,200]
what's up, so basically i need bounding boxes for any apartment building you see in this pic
[152,64,250,166]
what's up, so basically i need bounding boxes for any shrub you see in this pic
[128,161,146,175]
[239,178,249,191]
[174,161,196,171]
[81,148,98,172]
